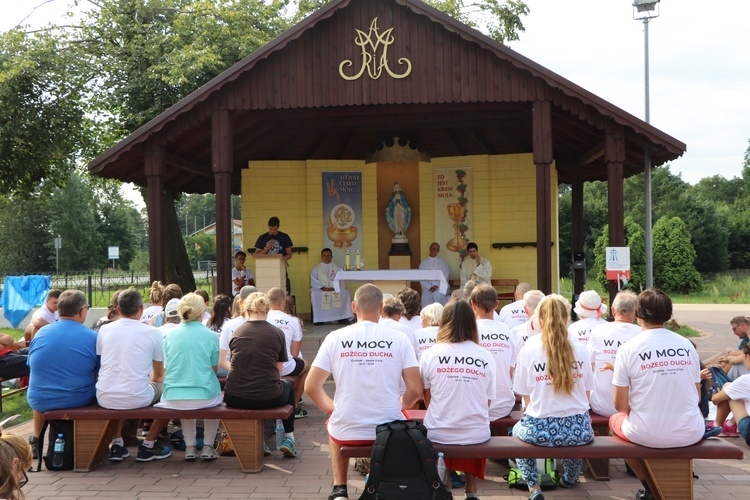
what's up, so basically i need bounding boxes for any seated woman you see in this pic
[512,297,594,500]
[710,342,750,441]
[420,299,496,499]
[611,289,710,499]
[156,293,223,460]
[224,292,299,458]
[0,431,33,500]
[206,294,233,377]
[413,302,443,361]
[397,288,422,331]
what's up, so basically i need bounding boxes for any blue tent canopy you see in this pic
[2,276,51,328]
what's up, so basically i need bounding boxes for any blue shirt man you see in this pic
[27,289,99,413]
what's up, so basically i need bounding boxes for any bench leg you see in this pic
[586,424,611,481]
[628,458,693,500]
[73,420,117,472]
[222,419,265,473]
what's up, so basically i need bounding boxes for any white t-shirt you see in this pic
[32,304,59,325]
[219,315,247,352]
[420,341,496,444]
[567,317,607,345]
[513,334,593,418]
[381,318,418,354]
[231,267,253,295]
[399,315,422,332]
[612,328,704,448]
[140,305,162,325]
[724,374,750,416]
[267,309,304,375]
[311,321,418,441]
[499,300,527,330]
[96,318,165,410]
[413,326,439,361]
[587,321,641,417]
[476,319,516,419]
[510,318,539,354]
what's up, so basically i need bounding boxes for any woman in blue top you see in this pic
[157,293,222,460]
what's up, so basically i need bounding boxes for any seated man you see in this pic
[267,287,310,418]
[305,284,422,500]
[27,289,99,456]
[498,282,531,329]
[711,342,750,440]
[459,242,492,288]
[587,290,641,417]
[96,288,171,462]
[310,248,354,324]
[704,316,750,382]
[24,289,62,343]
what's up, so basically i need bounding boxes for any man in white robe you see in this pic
[310,248,354,324]
[418,242,450,307]
[459,242,492,288]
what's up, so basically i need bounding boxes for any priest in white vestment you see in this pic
[459,242,492,288]
[310,248,354,324]
[418,242,450,307]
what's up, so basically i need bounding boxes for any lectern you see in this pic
[254,254,288,293]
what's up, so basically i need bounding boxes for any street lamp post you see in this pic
[633,0,660,289]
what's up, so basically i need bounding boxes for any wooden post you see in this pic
[145,142,166,284]
[213,108,234,297]
[532,100,553,294]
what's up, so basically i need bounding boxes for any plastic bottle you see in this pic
[436,452,447,485]
[52,433,65,469]
[275,419,285,450]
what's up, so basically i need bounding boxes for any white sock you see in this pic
[112,438,124,447]
[142,440,155,448]
[285,432,294,441]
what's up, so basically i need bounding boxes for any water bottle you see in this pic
[436,452,447,485]
[52,433,65,469]
[275,419,285,450]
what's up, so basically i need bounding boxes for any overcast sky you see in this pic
[4,0,749,189]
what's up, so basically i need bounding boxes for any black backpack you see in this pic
[359,420,453,500]
[35,420,75,471]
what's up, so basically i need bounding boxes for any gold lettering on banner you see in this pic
[339,17,412,81]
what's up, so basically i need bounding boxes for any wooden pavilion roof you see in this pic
[88,0,686,193]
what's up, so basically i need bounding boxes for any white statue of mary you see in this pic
[386,182,411,243]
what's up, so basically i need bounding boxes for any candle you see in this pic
[355,250,361,270]
[345,249,350,270]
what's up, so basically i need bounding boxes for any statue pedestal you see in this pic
[254,255,288,293]
[388,254,411,270]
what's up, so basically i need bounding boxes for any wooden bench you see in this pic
[341,435,744,500]
[43,403,292,473]
[447,279,518,305]
[403,408,632,481]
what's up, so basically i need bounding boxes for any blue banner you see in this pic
[322,172,362,268]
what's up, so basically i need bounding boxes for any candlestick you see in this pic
[355,250,361,270]
[345,249,350,270]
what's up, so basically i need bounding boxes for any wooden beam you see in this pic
[532,100,553,294]
[166,153,213,178]
[213,108,234,297]
[577,141,605,166]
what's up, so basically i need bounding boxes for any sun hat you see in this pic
[573,290,607,318]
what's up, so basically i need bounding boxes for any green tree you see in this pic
[47,172,101,271]
[652,216,702,293]
[0,195,53,274]
[186,233,217,267]
[93,181,148,270]
[0,29,88,195]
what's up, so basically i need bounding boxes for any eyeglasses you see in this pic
[80,304,91,313]
[19,468,28,488]
[732,325,741,331]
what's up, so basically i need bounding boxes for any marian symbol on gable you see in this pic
[339,17,412,81]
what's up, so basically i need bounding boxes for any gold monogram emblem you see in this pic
[339,17,412,81]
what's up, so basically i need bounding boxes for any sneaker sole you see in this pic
[280,444,297,458]
[109,456,127,462]
[136,451,172,462]
[294,413,309,419]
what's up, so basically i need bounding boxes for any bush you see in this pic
[653,216,703,293]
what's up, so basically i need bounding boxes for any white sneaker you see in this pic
[201,446,218,460]
[184,445,198,460]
